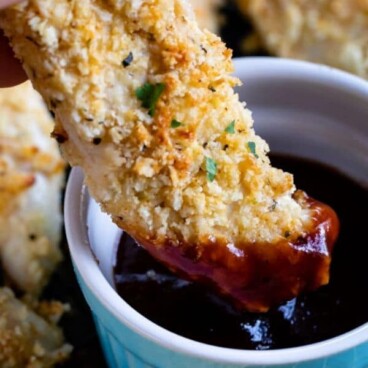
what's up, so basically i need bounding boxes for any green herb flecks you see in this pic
[136,83,165,117]
[205,157,218,182]
[247,141,259,158]
[224,120,236,134]
[171,119,183,128]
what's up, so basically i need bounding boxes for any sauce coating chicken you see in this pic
[0,0,339,312]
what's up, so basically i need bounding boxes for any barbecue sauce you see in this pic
[114,155,368,350]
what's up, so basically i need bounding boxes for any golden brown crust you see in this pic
[0,0,310,245]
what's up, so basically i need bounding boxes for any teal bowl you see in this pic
[65,58,368,368]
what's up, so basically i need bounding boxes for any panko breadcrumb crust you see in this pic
[0,1,307,244]
[239,0,368,78]
[0,0,338,311]
[0,82,64,295]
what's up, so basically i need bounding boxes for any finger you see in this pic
[0,31,27,87]
[0,0,23,10]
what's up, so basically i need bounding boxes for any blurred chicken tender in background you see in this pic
[0,287,72,368]
[0,81,65,295]
[191,0,223,33]
[0,82,71,366]
[239,0,368,78]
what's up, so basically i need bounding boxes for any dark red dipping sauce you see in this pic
[114,154,368,350]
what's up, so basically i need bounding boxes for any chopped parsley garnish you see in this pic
[122,52,133,67]
[171,119,183,128]
[205,157,218,182]
[225,120,236,134]
[136,83,165,117]
[247,141,259,158]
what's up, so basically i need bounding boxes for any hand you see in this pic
[0,0,27,87]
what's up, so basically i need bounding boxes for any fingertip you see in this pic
[0,30,27,88]
[0,0,23,10]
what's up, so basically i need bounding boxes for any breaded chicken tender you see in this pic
[0,0,338,311]
[0,82,64,295]
[238,0,368,78]
[191,0,223,33]
[0,287,72,368]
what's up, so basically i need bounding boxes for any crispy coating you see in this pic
[0,0,310,245]
[0,287,72,368]
[238,0,368,78]
[0,82,64,295]
[0,0,335,311]
[191,0,223,33]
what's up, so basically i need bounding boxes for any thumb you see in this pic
[0,0,23,10]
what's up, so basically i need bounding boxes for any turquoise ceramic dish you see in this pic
[65,58,368,368]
